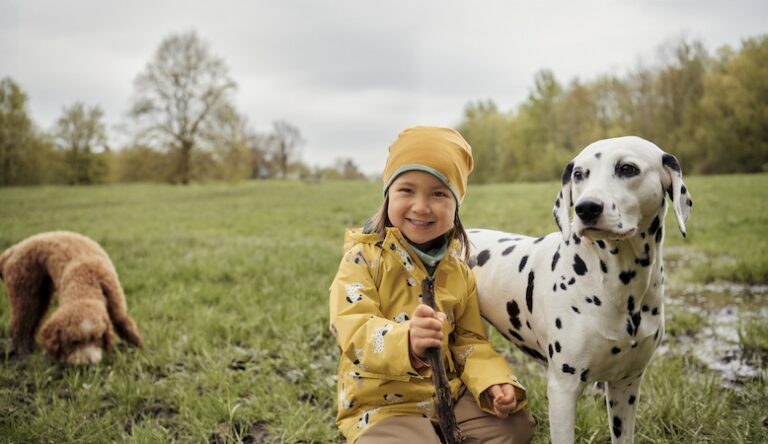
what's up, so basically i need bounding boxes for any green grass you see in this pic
[740,319,768,357]
[0,175,766,443]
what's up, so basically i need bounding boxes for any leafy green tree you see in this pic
[687,35,768,173]
[458,100,509,183]
[0,78,57,185]
[53,102,108,184]
[130,31,237,184]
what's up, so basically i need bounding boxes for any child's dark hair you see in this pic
[366,196,471,263]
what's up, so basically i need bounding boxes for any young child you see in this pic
[329,126,534,443]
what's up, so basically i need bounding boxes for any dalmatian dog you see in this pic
[468,136,692,444]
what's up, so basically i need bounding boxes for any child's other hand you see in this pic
[484,384,518,419]
[408,304,447,360]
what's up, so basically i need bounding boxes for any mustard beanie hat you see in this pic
[383,126,474,206]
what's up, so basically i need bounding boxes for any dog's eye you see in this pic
[573,170,584,182]
[618,164,640,177]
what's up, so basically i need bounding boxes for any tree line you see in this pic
[1,33,766,186]
[0,31,365,186]
[458,35,768,183]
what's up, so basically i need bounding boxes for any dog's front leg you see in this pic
[547,369,584,444]
[606,376,642,443]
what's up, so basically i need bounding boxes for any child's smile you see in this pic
[387,170,456,249]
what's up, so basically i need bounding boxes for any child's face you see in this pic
[387,170,456,248]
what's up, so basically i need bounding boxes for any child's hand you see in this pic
[408,304,447,360]
[484,384,518,419]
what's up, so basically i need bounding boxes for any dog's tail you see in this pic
[0,245,15,281]
[100,272,145,348]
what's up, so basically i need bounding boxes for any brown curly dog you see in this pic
[0,231,144,365]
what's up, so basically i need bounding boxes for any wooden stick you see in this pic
[421,277,464,444]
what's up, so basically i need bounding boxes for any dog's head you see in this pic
[40,299,114,366]
[553,136,692,241]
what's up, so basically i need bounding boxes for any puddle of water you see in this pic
[659,283,767,386]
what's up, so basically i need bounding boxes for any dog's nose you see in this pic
[575,199,604,225]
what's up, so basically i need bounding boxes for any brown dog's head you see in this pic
[40,299,114,366]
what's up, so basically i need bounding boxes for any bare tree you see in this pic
[130,31,236,184]
[54,102,108,184]
[269,120,304,179]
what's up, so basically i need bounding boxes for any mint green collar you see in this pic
[408,237,449,269]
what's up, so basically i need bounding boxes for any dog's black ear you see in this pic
[554,162,574,239]
[661,153,692,237]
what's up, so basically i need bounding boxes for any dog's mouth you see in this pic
[580,226,637,240]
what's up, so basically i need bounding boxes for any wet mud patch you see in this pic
[661,282,767,385]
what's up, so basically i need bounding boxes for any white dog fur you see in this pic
[468,136,692,443]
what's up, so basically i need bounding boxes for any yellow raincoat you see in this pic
[329,227,527,443]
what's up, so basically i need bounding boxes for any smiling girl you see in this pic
[329,127,534,443]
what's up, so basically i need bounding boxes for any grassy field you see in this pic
[0,175,766,443]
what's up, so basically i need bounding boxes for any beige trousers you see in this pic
[356,389,535,444]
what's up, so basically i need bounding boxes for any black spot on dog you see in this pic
[519,255,529,272]
[519,344,547,362]
[548,344,554,358]
[562,364,576,374]
[555,341,561,353]
[502,245,516,256]
[662,154,681,172]
[580,369,590,382]
[506,300,522,330]
[652,307,659,316]
[687,198,693,207]
[477,250,491,267]
[508,329,524,342]
[655,226,663,243]
[619,270,636,285]
[628,395,636,405]
[610,247,619,255]
[560,283,567,290]
[593,296,602,306]
[526,271,535,313]
[681,185,687,195]
[618,222,623,229]
[600,260,608,273]
[572,233,581,245]
[562,162,574,185]
[572,306,580,314]
[648,216,660,235]
[551,249,561,271]
[613,416,623,439]
[573,254,588,276]
[611,346,621,354]
[526,320,532,330]
[534,236,545,244]
[586,296,593,304]
[627,296,635,312]
[553,283,557,292]
[609,400,617,408]
[467,255,478,268]
[555,318,562,329]
[642,305,649,312]
[498,238,513,243]
[596,240,606,249]
[567,277,575,285]
[468,230,482,234]
[555,198,560,208]
[595,152,602,159]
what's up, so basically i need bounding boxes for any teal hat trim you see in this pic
[383,165,461,207]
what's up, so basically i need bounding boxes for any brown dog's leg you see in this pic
[7,268,54,356]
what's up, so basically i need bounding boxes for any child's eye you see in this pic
[433,190,449,198]
[396,187,413,194]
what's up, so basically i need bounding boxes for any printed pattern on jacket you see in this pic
[329,227,527,443]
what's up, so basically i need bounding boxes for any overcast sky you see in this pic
[2,1,766,175]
